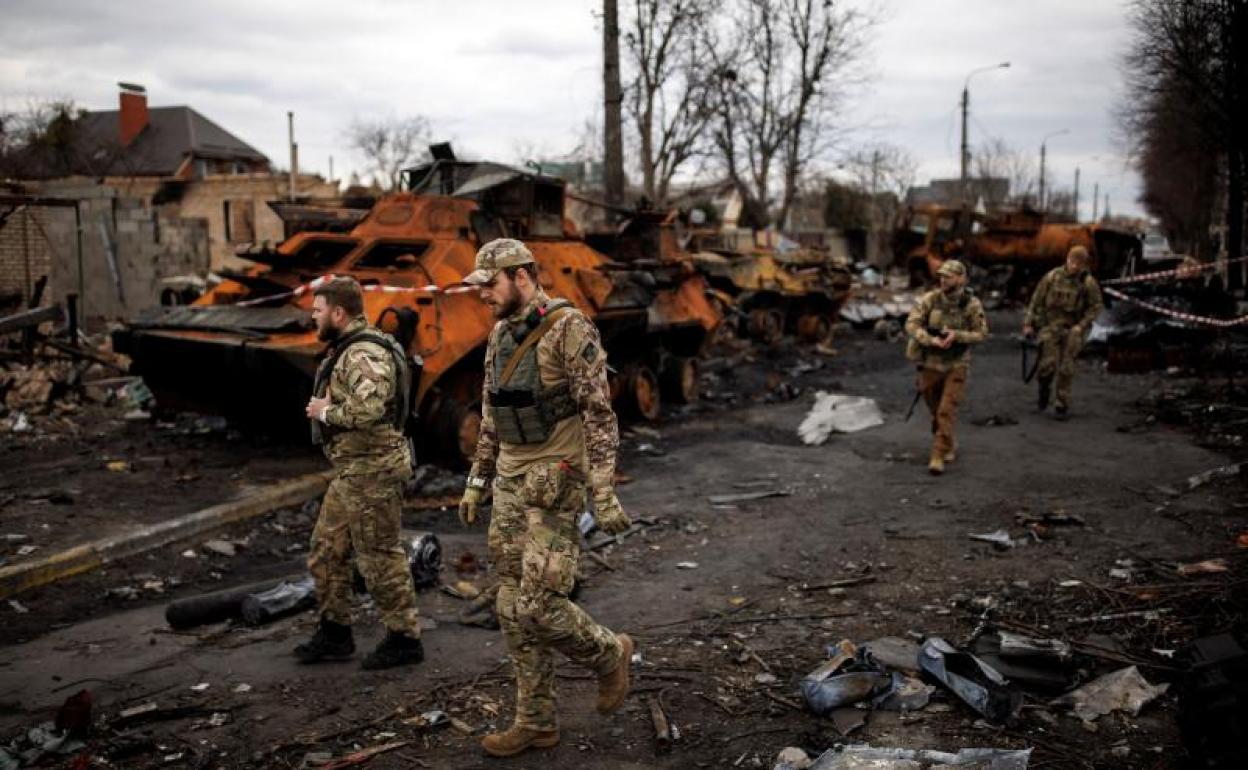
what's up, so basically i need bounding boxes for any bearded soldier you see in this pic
[904,260,989,475]
[457,238,634,758]
[1024,245,1104,419]
[298,276,425,669]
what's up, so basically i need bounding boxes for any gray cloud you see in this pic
[0,0,1143,215]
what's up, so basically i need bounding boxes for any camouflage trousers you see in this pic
[1037,324,1085,409]
[919,365,968,459]
[307,462,421,637]
[489,462,623,732]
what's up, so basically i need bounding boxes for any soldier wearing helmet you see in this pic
[1024,245,1104,419]
[904,260,990,475]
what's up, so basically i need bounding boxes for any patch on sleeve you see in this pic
[580,341,599,364]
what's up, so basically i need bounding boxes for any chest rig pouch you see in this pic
[905,291,974,362]
[310,328,412,446]
[489,301,578,445]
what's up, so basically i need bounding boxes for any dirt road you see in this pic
[1,310,1243,769]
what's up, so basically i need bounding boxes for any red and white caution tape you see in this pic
[1102,257,1248,286]
[1104,286,1248,328]
[234,274,475,307]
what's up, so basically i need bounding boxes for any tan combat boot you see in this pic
[480,725,560,758]
[596,633,634,714]
[928,453,945,475]
[943,440,957,464]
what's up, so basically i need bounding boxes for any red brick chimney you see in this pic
[118,82,148,146]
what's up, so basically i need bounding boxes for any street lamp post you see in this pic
[960,61,1010,202]
[1038,128,1070,211]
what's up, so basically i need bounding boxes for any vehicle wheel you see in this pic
[660,356,699,404]
[796,313,832,343]
[627,365,662,421]
[749,308,784,345]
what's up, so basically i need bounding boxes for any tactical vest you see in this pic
[488,300,579,445]
[1043,270,1091,326]
[310,328,412,446]
[906,290,975,362]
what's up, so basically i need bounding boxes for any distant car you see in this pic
[1141,232,1174,263]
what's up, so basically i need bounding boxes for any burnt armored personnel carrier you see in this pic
[114,155,720,465]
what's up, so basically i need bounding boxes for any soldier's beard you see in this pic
[317,318,342,342]
[492,285,522,319]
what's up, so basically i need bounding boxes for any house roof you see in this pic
[10,105,269,179]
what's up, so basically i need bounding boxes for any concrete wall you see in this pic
[37,181,210,322]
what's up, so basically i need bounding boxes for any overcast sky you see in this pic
[0,0,1143,217]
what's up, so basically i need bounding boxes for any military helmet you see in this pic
[462,238,536,285]
[937,259,967,278]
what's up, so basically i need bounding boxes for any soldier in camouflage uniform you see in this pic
[904,260,989,475]
[1024,245,1103,419]
[457,239,634,758]
[298,276,425,670]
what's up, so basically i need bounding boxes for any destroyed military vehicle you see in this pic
[113,151,720,465]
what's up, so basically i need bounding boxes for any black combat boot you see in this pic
[361,631,425,670]
[294,617,355,663]
[1037,378,1052,411]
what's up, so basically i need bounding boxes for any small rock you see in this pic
[755,672,777,685]
[676,561,699,569]
[8,599,29,614]
[774,747,811,770]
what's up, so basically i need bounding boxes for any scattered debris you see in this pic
[774,746,813,770]
[918,637,1022,724]
[241,575,317,625]
[862,637,920,674]
[972,631,1074,692]
[809,744,1031,770]
[1176,558,1228,576]
[1051,666,1169,722]
[798,392,885,445]
[707,489,792,505]
[968,529,1019,550]
[676,561,699,570]
[800,640,892,715]
[1186,462,1244,490]
[201,539,236,558]
[648,695,673,754]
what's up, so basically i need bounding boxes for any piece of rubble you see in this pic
[774,747,813,770]
[1050,666,1168,722]
[809,745,1031,770]
[202,539,236,558]
[918,637,1022,724]
[1176,558,1228,576]
[707,489,791,505]
[798,392,884,445]
[801,640,892,715]
[968,529,1017,550]
[863,637,920,674]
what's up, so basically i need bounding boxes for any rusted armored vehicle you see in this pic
[114,155,719,465]
[683,227,853,345]
[895,204,1141,294]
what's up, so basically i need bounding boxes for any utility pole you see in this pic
[603,0,625,210]
[287,111,298,202]
[1092,182,1099,220]
[1038,142,1046,210]
[960,62,1010,205]
[328,155,334,184]
[1072,167,1080,222]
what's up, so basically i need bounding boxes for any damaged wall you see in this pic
[0,207,54,309]
[37,181,210,321]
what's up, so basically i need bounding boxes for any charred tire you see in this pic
[424,398,481,469]
[624,365,662,421]
[660,356,699,404]
[748,308,785,346]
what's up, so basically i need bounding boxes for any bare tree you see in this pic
[840,141,918,200]
[346,115,431,191]
[1120,0,1247,285]
[972,137,1038,208]
[623,0,718,205]
[706,0,871,228]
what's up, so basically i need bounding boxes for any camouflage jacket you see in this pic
[904,288,989,372]
[1025,266,1103,331]
[318,316,410,474]
[472,290,619,494]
